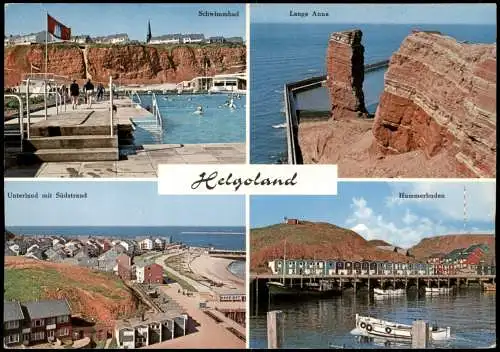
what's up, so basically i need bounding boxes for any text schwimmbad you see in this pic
[191,171,298,191]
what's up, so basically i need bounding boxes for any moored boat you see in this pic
[374,288,406,296]
[425,287,453,294]
[352,314,451,341]
[483,282,496,291]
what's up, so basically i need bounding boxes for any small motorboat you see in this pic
[425,287,452,295]
[272,123,287,129]
[374,288,406,296]
[352,314,451,341]
[483,282,496,291]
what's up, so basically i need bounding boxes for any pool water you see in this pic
[133,94,246,145]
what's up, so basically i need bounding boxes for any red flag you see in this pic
[47,14,71,40]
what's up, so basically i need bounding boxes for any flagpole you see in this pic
[45,11,48,78]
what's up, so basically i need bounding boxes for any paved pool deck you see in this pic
[4,98,246,178]
[5,143,246,178]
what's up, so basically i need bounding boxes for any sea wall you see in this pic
[4,44,246,86]
[326,29,368,119]
[372,31,496,177]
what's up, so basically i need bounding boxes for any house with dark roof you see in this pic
[4,299,72,346]
[23,299,72,345]
[4,301,25,346]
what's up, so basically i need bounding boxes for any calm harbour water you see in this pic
[250,23,497,164]
[250,289,496,349]
[6,226,245,250]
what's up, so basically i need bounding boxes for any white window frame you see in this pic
[5,334,20,344]
[6,320,19,329]
[58,327,69,337]
[32,319,44,327]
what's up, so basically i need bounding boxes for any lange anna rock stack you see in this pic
[326,30,369,120]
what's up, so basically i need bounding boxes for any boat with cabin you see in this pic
[373,288,406,296]
[483,282,496,291]
[353,314,451,341]
[425,287,453,294]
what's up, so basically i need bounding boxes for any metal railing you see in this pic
[131,90,142,106]
[151,92,163,130]
[4,94,24,149]
[109,76,114,136]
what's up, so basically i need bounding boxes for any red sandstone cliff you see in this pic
[372,32,496,177]
[326,30,368,120]
[4,44,246,86]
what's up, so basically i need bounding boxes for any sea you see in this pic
[6,226,245,251]
[250,289,496,349]
[250,23,497,164]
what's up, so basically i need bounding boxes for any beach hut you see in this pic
[369,262,377,275]
[361,261,370,275]
[326,260,336,275]
[353,261,362,275]
[336,261,346,275]
[383,262,393,275]
[345,261,353,275]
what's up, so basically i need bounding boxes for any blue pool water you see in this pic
[134,94,246,145]
[250,23,497,164]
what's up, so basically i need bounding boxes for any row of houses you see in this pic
[268,259,496,276]
[4,299,190,349]
[5,32,244,46]
[427,244,490,266]
[4,299,72,347]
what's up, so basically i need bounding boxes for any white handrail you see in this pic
[151,92,163,130]
[109,76,113,137]
[4,94,24,146]
[26,78,30,140]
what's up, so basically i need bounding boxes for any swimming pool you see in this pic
[133,93,246,145]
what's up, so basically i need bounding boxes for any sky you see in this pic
[251,181,496,248]
[5,181,245,227]
[251,4,497,25]
[4,3,245,39]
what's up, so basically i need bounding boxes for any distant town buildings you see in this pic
[5,31,243,46]
[92,33,129,44]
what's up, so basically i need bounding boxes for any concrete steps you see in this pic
[30,125,117,137]
[26,135,118,150]
[24,148,119,162]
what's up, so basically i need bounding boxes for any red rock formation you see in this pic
[326,30,368,120]
[4,43,246,86]
[372,31,496,177]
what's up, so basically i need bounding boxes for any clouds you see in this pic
[345,184,495,248]
[385,182,496,222]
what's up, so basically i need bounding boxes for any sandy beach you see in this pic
[189,254,245,290]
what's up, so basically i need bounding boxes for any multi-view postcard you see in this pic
[249,181,496,349]
[4,181,246,348]
[250,4,496,178]
[4,3,246,178]
[2,2,497,351]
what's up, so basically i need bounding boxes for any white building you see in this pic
[8,31,55,45]
[182,34,205,44]
[71,35,92,44]
[93,33,129,44]
[149,34,181,45]
[209,73,247,93]
[139,238,154,251]
[153,238,165,250]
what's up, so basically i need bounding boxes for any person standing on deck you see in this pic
[84,79,95,108]
[69,80,80,110]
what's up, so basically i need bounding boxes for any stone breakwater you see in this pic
[372,31,496,177]
[4,44,246,86]
[326,29,369,120]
